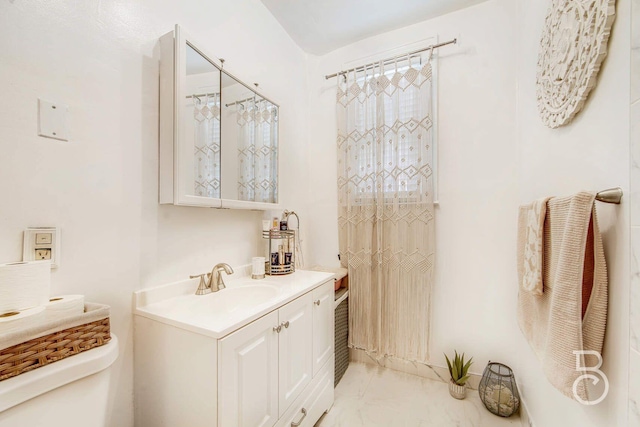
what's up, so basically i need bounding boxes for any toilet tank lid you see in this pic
[0,334,119,413]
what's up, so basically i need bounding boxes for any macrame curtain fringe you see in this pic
[337,56,436,363]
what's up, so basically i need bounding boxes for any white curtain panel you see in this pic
[237,99,278,203]
[193,93,221,198]
[337,57,435,362]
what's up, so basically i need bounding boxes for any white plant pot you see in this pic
[449,379,466,400]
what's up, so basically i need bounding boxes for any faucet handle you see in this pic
[190,274,210,295]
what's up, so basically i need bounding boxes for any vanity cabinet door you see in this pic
[218,311,279,427]
[312,280,334,376]
[278,292,313,417]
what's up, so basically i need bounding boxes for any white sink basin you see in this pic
[202,284,280,313]
[134,270,336,339]
[165,283,280,318]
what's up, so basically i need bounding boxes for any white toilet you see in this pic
[0,334,119,427]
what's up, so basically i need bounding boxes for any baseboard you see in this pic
[519,396,533,427]
[349,348,482,390]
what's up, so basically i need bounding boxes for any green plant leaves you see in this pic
[462,357,473,377]
[457,375,470,385]
[444,350,473,386]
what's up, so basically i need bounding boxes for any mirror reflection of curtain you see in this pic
[236,99,278,203]
[337,57,435,363]
[193,93,221,198]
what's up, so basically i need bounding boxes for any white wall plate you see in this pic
[37,99,69,141]
[23,227,60,268]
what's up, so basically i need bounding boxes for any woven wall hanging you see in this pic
[536,0,616,128]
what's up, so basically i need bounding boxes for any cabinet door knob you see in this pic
[281,320,290,329]
[314,299,321,306]
[291,408,307,426]
[273,325,282,333]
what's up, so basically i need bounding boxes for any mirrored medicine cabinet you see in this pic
[159,25,279,209]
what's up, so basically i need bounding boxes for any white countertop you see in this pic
[133,269,335,339]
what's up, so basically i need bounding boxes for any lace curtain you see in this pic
[237,99,279,203]
[193,93,221,198]
[337,57,435,362]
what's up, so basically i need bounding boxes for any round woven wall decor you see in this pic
[536,0,616,128]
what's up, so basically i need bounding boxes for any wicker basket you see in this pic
[0,314,111,381]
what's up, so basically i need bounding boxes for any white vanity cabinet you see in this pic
[134,273,335,427]
[277,292,313,416]
[218,311,280,427]
[219,293,313,426]
[312,284,333,376]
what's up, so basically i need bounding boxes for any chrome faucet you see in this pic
[190,263,234,295]
[210,263,233,292]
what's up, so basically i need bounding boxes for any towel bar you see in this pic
[595,187,623,204]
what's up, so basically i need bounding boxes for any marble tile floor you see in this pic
[316,362,520,427]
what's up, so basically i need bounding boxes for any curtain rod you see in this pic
[186,92,219,100]
[324,38,457,80]
[225,96,272,108]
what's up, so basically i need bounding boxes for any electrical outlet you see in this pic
[23,227,60,268]
[35,248,52,260]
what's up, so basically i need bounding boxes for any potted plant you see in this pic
[445,350,473,400]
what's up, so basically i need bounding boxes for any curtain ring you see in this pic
[363,63,369,90]
[427,45,435,62]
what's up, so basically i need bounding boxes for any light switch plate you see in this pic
[35,233,52,244]
[23,227,60,268]
[38,99,69,141]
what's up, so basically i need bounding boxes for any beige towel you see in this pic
[517,192,608,402]
[521,197,551,295]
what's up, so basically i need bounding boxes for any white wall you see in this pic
[515,0,630,426]
[0,2,309,426]
[306,0,521,374]
[307,0,632,425]
[630,1,640,425]
[0,0,632,426]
